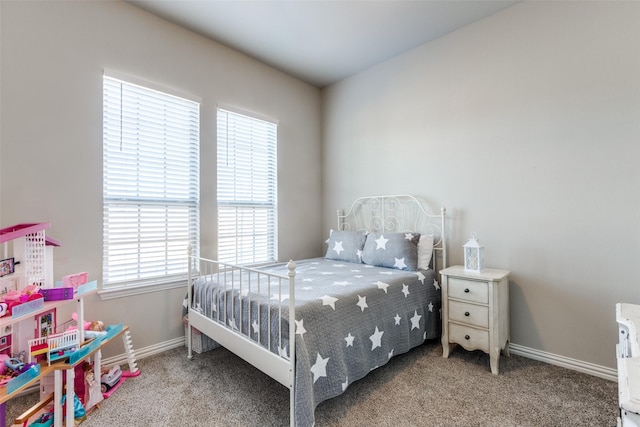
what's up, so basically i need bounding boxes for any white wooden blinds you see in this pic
[217,108,277,265]
[103,75,200,287]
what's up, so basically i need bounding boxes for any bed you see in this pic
[185,195,447,426]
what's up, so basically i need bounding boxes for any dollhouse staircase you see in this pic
[122,328,139,376]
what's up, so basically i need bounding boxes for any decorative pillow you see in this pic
[362,232,420,271]
[324,230,367,263]
[417,234,434,270]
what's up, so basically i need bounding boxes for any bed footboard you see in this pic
[186,247,296,425]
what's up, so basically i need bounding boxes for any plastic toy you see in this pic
[60,393,86,423]
[70,312,107,339]
[28,329,79,365]
[27,411,53,427]
[0,354,9,375]
[84,365,104,411]
[100,365,122,393]
[5,357,24,372]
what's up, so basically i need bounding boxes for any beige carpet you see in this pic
[6,340,618,426]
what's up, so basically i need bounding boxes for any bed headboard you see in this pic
[337,195,447,271]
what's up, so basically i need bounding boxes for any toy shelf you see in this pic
[0,293,93,331]
[0,289,99,427]
[1,325,138,427]
[0,364,55,405]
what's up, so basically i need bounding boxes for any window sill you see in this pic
[98,278,186,301]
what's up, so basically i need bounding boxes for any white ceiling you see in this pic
[128,0,519,88]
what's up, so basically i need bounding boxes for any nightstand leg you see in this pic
[502,341,511,357]
[442,340,454,358]
[490,348,500,374]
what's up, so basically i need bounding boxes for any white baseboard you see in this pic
[509,343,617,382]
[102,336,185,368]
[99,338,621,383]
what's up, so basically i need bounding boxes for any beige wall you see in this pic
[1,0,638,371]
[0,1,322,356]
[322,1,640,369]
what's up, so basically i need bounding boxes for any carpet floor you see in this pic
[6,340,619,426]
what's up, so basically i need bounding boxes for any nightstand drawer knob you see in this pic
[464,288,470,293]
[465,334,470,340]
[465,311,470,317]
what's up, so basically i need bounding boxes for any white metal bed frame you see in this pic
[186,194,446,426]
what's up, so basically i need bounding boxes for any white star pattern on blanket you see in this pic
[295,319,307,336]
[357,295,368,312]
[320,295,338,310]
[376,281,390,293]
[333,281,351,287]
[369,326,384,350]
[410,310,422,330]
[228,318,238,330]
[402,283,410,298]
[278,345,288,359]
[394,314,401,325]
[345,333,354,347]
[310,353,329,383]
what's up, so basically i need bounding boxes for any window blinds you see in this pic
[103,75,200,286]
[217,108,277,265]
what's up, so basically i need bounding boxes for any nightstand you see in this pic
[440,265,510,374]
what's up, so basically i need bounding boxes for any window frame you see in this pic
[216,107,278,266]
[101,72,200,299]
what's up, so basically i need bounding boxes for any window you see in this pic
[217,108,277,265]
[102,74,199,289]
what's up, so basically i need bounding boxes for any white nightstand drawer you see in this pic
[449,300,489,328]
[449,323,489,352]
[448,277,488,304]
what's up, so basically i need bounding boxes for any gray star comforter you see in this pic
[188,257,441,426]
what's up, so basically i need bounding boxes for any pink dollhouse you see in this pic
[0,223,59,357]
[0,223,59,293]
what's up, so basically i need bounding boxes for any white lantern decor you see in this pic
[463,233,485,273]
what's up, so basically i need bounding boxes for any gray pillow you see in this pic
[362,232,420,271]
[325,230,367,263]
